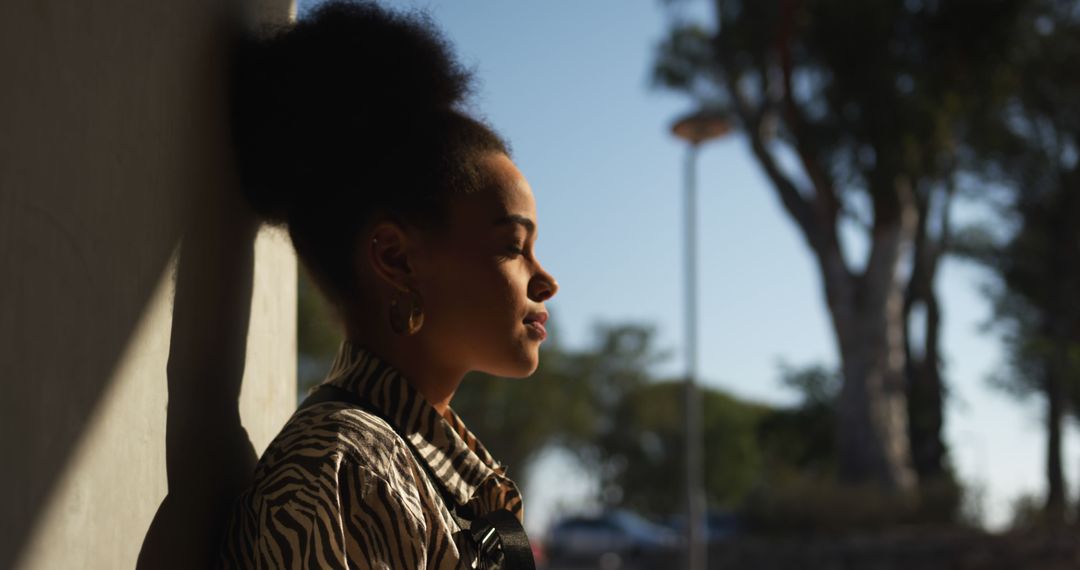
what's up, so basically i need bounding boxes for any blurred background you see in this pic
[290,1,1079,568]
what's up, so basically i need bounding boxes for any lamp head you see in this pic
[671,109,732,145]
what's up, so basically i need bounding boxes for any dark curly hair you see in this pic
[230,0,509,315]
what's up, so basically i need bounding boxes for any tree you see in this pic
[973,186,1080,524]
[592,380,767,517]
[756,363,839,481]
[655,0,1021,493]
[453,323,669,491]
[951,0,1080,523]
[298,267,345,394]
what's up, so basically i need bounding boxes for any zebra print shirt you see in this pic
[221,342,524,569]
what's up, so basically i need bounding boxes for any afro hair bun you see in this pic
[230,1,474,224]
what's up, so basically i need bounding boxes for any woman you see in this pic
[220,2,558,568]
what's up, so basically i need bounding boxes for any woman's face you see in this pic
[413,152,558,377]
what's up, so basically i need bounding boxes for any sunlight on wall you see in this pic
[241,227,299,451]
[15,251,177,570]
[15,229,295,570]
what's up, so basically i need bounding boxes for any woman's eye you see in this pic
[507,245,525,256]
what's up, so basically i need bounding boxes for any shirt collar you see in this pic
[318,341,507,508]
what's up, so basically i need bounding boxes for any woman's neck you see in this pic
[344,331,464,417]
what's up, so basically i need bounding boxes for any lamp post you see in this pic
[670,109,731,570]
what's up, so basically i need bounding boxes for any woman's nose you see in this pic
[529,266,558,302]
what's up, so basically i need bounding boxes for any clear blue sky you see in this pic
[302,0,1076,533]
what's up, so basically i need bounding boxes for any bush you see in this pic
[740,476,925,535]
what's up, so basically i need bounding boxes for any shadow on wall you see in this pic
[0,1,288,568]
[137,171,262,569]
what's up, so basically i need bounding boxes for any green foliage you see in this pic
[755,364,839,481]
[779,362,841,409]
[456,323,813,518]
[297,269,344,394]
[656,0,1022,198]
[956,2,1080,457]
[700,386,769,509]
[652,24,714,96]
[450,337,591,489]
[592,381,768,517]
[454,323,670,490]
[740,466,967,534]
[454,324,792,518]
[1007,492,1052,531]
[741,477,920,535]
[297,268,342,357]
[746,363,969,531]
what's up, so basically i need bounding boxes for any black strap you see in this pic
[470,509,536,570]
[298,385,535,570]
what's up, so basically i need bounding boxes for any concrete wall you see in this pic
[0,1,297,568]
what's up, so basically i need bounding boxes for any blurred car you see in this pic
[666,510,741,543]
[544,510,680,569]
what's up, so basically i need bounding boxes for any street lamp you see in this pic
[670,108,731,570]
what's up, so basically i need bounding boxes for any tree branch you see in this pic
[716,36,821,257]
[776,0,842,232]
[863,173,918,309]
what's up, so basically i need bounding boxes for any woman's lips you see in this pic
[525,320,547,341]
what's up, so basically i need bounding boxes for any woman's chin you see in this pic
[484,350,540,378]
[505,360,540,378]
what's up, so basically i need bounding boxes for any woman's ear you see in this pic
[366,221,415,292]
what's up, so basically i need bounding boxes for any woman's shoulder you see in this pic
[251,402,419,490]
[222,402,434,568]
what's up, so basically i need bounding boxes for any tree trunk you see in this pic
[719,17,919,491]
[904,184,952,488]
[1044,360,1067,524]
[906,295,947,482]
[822,185,918,492]
[1043,176,1077,524]
[832,282,917,491]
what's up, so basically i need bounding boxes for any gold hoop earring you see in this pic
[389,289,424,335]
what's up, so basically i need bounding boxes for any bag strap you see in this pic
[471,509,536,570]
[298,385,535,570]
